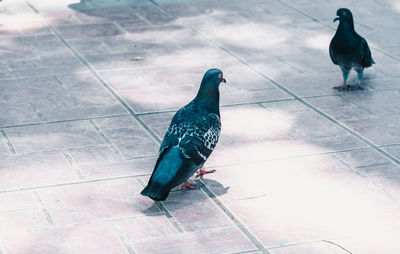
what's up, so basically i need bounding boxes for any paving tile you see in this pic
[0,75,126,124]
[305,95,373,121]
[341,90,400,116]
[269,241,342,254]
[5,121,104,154]
[43,11,82,27]
[120,24,189,44]
[66,146,120,165]
[353,163,400,201]
[221,86,293,105]
[105,60,291,112]
[38,178,159,225]
[342,117,400,146]
[0,223,128,254]
[213,104,365,165]
[155,2,201,18]
[93,115,141,130]
[132,227,257,254]
[162,188,234,232]
[103,127,159,158]
[333,148,393,168]
[132,5,176,26]
[87,43,234,72]
[0,152,78,191]
[203,155,400,247]
[382,145,400,162]
[0,101,42,127]
[78,157,156,179]
[324,230,400,254]
[84,8,141,22]
[139,112,174,139]
[93,115,159,159]
[0,34,87,78]
[116,214,179,243]
[0,209,50,235]
[0,191,40,212]
[69,37,112,55]
[56,23,125,39]
[220,62,277,90]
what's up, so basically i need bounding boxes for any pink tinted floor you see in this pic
[1,0,400,253]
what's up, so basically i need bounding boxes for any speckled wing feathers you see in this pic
[159,105,221,166]
[360,38,373,67]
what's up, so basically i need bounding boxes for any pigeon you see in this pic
[141,69,226,201]
[329,8,375,90]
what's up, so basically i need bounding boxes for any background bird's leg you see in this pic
[180,181,199,190]
[334,66,350,90]
[196,168,216,178]
[355,68,364,90]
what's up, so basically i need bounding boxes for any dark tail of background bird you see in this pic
[141,147,183,201]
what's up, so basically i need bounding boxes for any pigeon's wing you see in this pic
[359,37,373,67]
[154,107,187,168]
[140,107,193,200]
[329,39,338,65]
[141,110,221,200]
[179,113,221,166]
[167,113,220,187]
[146,108,220,181]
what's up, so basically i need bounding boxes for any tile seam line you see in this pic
[25,1,162,144]
[136,178,185,233]
[1,130,16,154]
[0,173,151,194]
[197,180,270,254]
[265,226,400,250]
[147,0,400,167]
[0,113,130,129]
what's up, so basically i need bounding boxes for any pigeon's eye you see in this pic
[343,11,347,15]
[218,74,222,78]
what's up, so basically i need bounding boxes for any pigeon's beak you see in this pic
[221,78,226,83]
[333,16,340,22]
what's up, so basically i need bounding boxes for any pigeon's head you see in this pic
[194,69,226,110]
[201,68,226,88]
[334,8,353,23]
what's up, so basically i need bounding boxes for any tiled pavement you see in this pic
[0,0,400,253]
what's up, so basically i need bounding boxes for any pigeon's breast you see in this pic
[332,34,363,68]
[335,54,363,68]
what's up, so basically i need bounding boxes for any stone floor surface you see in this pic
[1,0,400,253]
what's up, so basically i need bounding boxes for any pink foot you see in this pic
[180,181,199,190]
[195,169,216,178]
[333,83,347,90]
[356,83,364,90]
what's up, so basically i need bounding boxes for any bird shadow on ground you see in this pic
[141,178,230,216]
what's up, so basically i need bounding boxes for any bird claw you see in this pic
[195,169,216,178]
[180,181,199,190]
[333,84,349,91]
[356,84,364,90]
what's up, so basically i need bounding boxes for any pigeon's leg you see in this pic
[334,66,350,90]
[355,67,365,90]
[195,168,216,178]
[180,181,199,190]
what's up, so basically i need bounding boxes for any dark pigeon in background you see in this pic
[329,8,375,90]
[141,69,226,201]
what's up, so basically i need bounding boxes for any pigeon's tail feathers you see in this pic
[365,57,375,68]
[141,146,183,201]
